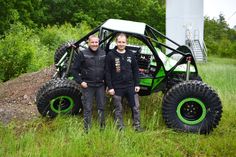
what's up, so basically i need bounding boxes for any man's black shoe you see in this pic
[118,126,125,131]
[134,127,145,132]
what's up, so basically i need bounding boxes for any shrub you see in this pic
[0,23,34,81]
[0,21,92,81]
[37,22,91,52]
[217,38,232,57]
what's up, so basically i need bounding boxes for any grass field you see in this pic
[0,57,236,157]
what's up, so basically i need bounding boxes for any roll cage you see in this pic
[62,19,198,94]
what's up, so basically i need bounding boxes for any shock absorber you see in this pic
[65,44,77,78]
[186,56,192,81]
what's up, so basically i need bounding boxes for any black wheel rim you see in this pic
[177,98,206,125]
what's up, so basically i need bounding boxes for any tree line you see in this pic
[204,14,236,57]
[0,0,165,35]
[0,0,235,82]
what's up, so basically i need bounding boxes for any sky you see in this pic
[204,0,236,28]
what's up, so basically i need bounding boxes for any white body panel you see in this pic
[101,19,146,35]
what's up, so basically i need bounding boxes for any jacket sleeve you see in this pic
[105,53,113,89]
[71,52,84,84]
[131,52,140,86]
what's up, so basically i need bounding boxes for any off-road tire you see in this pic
[36,79,82,118]
[54,40,78,79]
[162,80,222,134]
[54,40,76,64]
[36,78,60,103]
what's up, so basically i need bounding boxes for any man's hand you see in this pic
[80,82,88,88]
[135,86,140,93]
[108,89,115,95]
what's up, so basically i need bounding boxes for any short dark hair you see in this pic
[116,33,127,41]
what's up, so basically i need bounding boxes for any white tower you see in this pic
[166,0,206,61]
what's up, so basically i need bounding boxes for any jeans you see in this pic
[81,85,105,131]
[113,93,141,129]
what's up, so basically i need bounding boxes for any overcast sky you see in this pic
[204,0,236,28]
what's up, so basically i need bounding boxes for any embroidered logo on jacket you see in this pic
[115,58,120,72]
[127,57,132,63]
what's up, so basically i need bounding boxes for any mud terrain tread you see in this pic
[36,79,82,118]
[162,80,222,134]
[36,78,62,102]
[54,40,76,64]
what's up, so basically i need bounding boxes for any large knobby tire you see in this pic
[162,80,222,134]
[54,40,76,64]
[36,78,60,103]
[54,40,78,79]
[36,79,82,118]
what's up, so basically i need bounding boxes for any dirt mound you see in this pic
[0,66,55,124]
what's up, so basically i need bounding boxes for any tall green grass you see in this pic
[0,57,236,157]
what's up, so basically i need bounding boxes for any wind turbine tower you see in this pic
[166,0,207,61]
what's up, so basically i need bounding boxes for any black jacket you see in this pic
[71,47,106,87]
[105,48,139,90]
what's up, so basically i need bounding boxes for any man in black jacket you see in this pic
[71,35,106,132]
[105,33,143,131]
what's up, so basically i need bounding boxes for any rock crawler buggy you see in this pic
[36,19,222,134]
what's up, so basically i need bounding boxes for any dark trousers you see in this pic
[113,90,141,129]
[81,85,105,131]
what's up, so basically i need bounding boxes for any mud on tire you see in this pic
[162,80,222,134]
[36,79,82,118]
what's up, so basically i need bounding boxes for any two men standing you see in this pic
[72,33,142,132]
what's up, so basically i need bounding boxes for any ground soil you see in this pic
[0,66,55,124]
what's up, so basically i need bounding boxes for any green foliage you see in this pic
[31,22,91,70]
[217,38,232,57]
[38,22,91,51]
[204,14,236,58]
[0,0,43,34]
[71,0,166,33]
[0,23,34,81]
[0,22,52,80]
[0,21,91,81]
[0,0,19,34]
[0,0,166,35]
[41,0,80,25]
[26,39,51,72]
